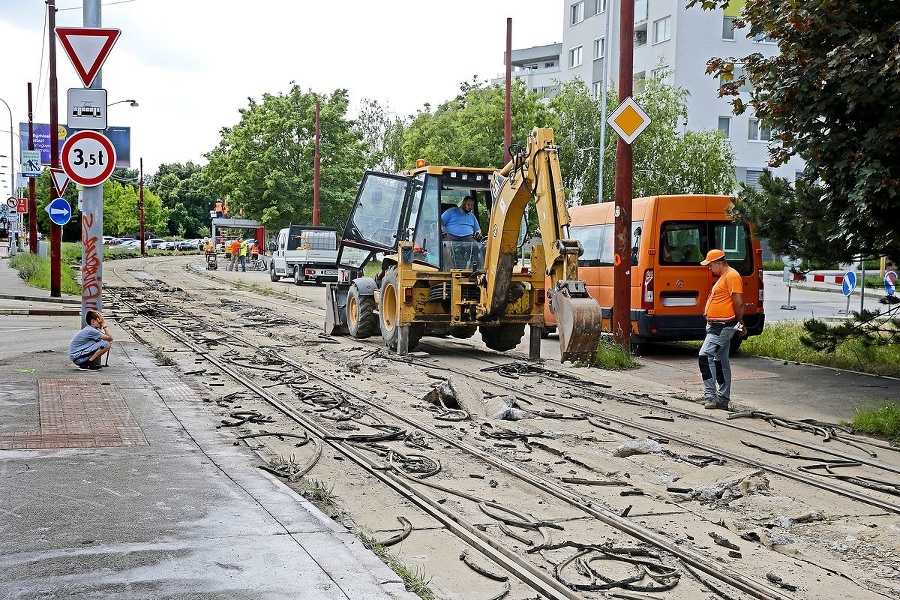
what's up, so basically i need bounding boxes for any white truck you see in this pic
[269,225,344,285]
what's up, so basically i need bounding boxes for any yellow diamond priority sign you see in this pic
[607,96,651,145]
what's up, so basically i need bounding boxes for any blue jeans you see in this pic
[239,256,246,271]
[698,322,737,403]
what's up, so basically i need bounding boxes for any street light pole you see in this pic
[0,96,17,256]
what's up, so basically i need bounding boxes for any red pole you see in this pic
[27,82,37,253]
[48,0,61,297]
[612,0,635,347]
[139,157,145,253]
[504,18,512,164]
[313,100,321,226]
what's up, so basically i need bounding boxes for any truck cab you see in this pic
[270,225,341,285]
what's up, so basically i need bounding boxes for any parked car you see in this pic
[117,239,141,249]
[146,238,166,249]
[162,240,178,250]
[177,239,198,250]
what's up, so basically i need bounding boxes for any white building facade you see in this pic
[497,0,805,188]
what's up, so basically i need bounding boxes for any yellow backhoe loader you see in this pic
[325,127,602,362]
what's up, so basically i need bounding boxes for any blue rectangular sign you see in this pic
[18,123,131,168]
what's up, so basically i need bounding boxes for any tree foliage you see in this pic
[401,78,553,169]
[548,73,735,205]
[355,98,406,173]
[148,162,215,238]
[205,85,369,231]
[688,0,900,262]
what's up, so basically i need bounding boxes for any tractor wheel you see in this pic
[379,266,423,351]
[449,326,477,339]
[348,285,378,339]
[480,324,526,352]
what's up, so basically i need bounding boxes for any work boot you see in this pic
[704,399,728,410]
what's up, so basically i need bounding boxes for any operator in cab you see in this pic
[441,196,482,242]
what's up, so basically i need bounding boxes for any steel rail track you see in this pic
[108,284,795,600]
[445,365,900,515]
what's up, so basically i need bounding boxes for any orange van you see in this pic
[544,195,765,353]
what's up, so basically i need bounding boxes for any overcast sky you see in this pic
[0,0,561,181]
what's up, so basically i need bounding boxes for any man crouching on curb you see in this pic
[69,310,113,370]
[699,249,746,410]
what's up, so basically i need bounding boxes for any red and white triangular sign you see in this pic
[55,27,121,88]
[49,168,70,197]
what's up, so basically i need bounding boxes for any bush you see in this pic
[9,251,81,295]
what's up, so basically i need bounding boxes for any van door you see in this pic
[274,230,288,274]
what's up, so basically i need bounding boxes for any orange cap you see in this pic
[700,249,726,265]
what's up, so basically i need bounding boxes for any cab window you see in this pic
[350,174,408,248]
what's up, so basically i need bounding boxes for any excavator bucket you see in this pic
[552,289,603,363]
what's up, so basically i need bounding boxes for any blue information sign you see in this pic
[45,197,72,226]
[842,271,857,297]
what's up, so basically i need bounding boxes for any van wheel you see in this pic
[270,264,280,282]
[729,336,743,356]
[348,285,378,339]
[630,337,646,355]
[294,266,306,285]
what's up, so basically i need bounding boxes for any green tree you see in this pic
[401,78,553,169]
[548,73,735,205]
[148,162,214,238]
[205,85,369,231]
[688,0,900,263]
[355,98,406,172]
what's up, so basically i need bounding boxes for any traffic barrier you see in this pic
[808,273,844,284]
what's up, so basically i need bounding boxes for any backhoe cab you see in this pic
[325,127,602,363]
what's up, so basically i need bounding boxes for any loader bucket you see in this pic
[553,294,603,363]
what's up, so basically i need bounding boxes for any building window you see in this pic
[592,81,602,99]
[635,28,648,46]
[593,37,605,60]
[635,0,648,22]
[545,61,556,68]
[569,45,583,68]
[651,66,670,84]
[571,1,585,25]
[753,31,775,43]
[653,17,671,44]
[720,66,754,93]
[748,118,772,141]
[745,169,765,190]
[595,0,607,13]
[718,117,731,137]
[722,16,736,40]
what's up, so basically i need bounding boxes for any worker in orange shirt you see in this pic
[698,249,745,411]
[228,239,241,271]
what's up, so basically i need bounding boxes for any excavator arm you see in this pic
[479,127,603,362]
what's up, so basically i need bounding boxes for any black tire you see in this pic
[449,326,477,339]
[480,324,526,352]
[729,335,743,356]
[348,285,379,339]
[270,263,280,282]
[379,266,423,351]
[294,266,306,286]
[539,325,556,339]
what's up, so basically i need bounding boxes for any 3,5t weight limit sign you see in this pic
[61,130,117,187]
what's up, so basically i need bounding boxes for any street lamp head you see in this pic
[110,99,139,108]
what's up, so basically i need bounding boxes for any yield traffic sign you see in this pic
[61,131,117,187]
[55,27,121,88]
[607,97,651,145]
[46,198,73,226]
[49,168,71,197]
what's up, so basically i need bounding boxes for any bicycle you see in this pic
[248,256,267,271]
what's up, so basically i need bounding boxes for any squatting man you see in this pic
[68,310,113,370]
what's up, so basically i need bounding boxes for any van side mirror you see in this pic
[268,242,276,251]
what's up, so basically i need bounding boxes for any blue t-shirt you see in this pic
[441,207,480,238]
[69,325,103,361]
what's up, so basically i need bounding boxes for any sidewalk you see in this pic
[0,256,415,599]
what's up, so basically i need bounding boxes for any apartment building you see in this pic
[497,1,805,188]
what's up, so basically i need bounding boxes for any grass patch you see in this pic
[9,251,81,295]
[851,403,900,444]
[359,532,434,600]
[593,338,639,370]
[298,478,337,512]
[741,321,900,378]
[152,348,177,366]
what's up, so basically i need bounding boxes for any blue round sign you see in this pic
[45,197,72,226]
[842,271,857,296]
